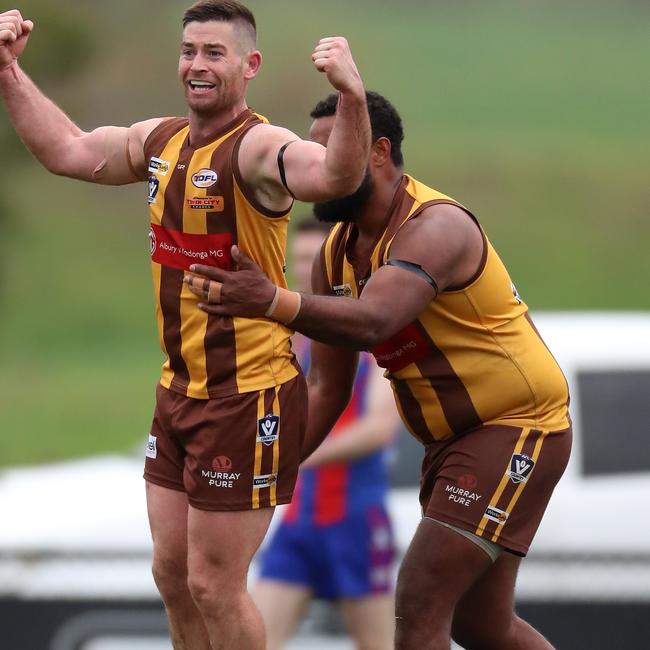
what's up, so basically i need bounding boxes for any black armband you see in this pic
[277,140,297,198]
[385,259,439,296]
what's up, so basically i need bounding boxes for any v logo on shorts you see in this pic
[257,415,280,446]
[507,453,535,484]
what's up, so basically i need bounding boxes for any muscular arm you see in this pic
[303,358,399,467]
[237,37,370,210]
[0,62,161,184]
[290,203,484,347]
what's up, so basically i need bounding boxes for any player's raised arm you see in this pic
[0,9,161,184]
[237,36,370,208]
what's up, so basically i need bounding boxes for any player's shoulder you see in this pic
[239,122,300,154]
[135,117,185,152]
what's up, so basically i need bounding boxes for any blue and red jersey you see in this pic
[284,336,391,526]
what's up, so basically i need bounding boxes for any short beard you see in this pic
[313,171,374,224]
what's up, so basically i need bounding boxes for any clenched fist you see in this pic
[312,36,363,96]
[0,9,33,68]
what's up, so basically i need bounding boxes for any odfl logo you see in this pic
[192,169,218,188]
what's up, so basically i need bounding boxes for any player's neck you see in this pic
[187,102,249,145]
[356,169,404,240]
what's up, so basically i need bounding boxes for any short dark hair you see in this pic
[310,90,404,167]
[183,0,256,43]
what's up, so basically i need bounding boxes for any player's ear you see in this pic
[371,137,392,167]
[244,50,262,80]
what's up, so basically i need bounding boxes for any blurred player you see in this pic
[0,3,370,649]
[254,219,399,650]
[186,91,573,650]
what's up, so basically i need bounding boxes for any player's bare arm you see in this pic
[237,36,370,211]
[185,203,484,347]
[0,9,162,184]
[298,254,359,460]
[302,360,398,467]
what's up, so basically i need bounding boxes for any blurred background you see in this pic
[0,0,649,648]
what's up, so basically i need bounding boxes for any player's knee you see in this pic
[187,564,244,613]
[151,555,190,605]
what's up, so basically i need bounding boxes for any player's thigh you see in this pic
[187,505,275,583]
[339,594,395,650]
[451,551,521,642]
[396,517,493,620]
[252,580,312,649]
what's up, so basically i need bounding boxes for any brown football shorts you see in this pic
[144,374,307,511]
[420,424,572,556]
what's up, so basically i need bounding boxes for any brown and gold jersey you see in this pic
[321,175,570,443]
[144,109,298,399]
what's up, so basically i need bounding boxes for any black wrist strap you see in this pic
[385,259,439,296]
[277,141,297,199]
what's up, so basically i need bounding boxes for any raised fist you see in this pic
[0,9,33,68]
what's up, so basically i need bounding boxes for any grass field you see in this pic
[1,0,648,468]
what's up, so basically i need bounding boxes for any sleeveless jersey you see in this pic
[144,109,298,398]
[321,175,571,444]
[283,338,390,526]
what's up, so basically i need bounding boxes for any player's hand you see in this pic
[312,37,364,96]
[184,246,278,318]
[0,9,33,68]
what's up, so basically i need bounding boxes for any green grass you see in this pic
[1,0,648,467]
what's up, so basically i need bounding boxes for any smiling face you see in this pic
[179,19,260,118]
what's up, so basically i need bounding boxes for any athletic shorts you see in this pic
[420,424,572,556]
[143,374,307,511]
[259,505,396,599]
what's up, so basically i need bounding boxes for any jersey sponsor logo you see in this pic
[148,176,159,205]
[212,455,233,471]
[484,505,509,524]
[446,482,483,507]
[333,283,353,297]
[148,157,170,176]
[201,468,241,488]
[146,434,157,459]
[511,281,523,305]
[257,415,280,446]
[507,453,535,484]
[370,322,432,373]
[187,196,224,211]
[149,223,232,270]
[253,473,277,489]
[191,168,218,188]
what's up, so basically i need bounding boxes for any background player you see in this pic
[254,219,399,650]
[186,91,573,650]
[0,3,370,649]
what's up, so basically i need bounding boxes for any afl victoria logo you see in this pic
[192,169,218,188]
[212,456,233,471]
[149,227,156,256]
